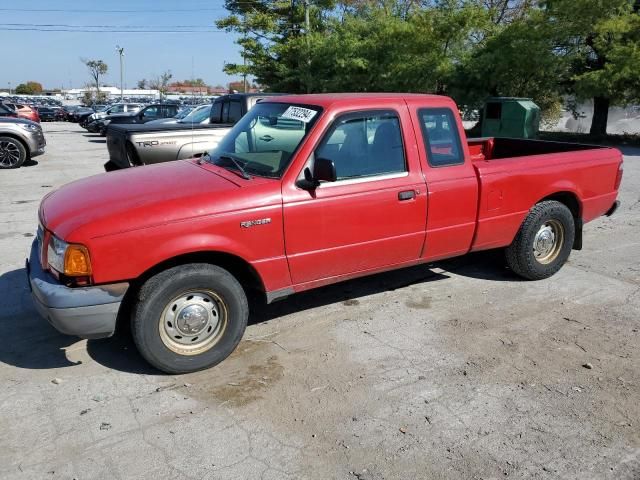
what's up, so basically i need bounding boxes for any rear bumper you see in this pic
[26,240,128,339]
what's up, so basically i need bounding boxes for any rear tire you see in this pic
[505,200,575,280]
[0,136,27,169]
[132,264,248,374]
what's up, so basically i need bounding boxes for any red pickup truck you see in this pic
[27,93,623,373]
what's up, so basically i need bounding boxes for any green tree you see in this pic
[451,8,565,122]
[217,0,487,94]
[217,0,640,135]
[15,81,44,95]
[544,0,640,135]
[216,0,337,93]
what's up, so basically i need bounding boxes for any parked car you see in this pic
[0,103,18,118]
[144,104,210,126]
[27,93,624,374]
[105,94,276,169]
[95,104,180,136]
[53,107,66,121]
[83,103,144,132]
[69,107,95,123]
[3,103,40,123]
[0,117,46,168]
[59,106,79,121]
[37,107,57,122]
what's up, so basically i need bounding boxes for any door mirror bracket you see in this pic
[296,158,337,191]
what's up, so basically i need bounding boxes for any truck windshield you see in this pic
[179,104,211,124]
[209,102,321,178]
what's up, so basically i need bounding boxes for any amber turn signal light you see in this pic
[64,245,92,276]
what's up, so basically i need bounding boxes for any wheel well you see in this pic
[132,251,265,294]
[125,141,142,166]
[541,191,581,219]
[540,191,583,249]
[115,250,266,334]
[0,133,30,156]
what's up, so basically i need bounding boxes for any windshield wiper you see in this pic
[214,154,251,180]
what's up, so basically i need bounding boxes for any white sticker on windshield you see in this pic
[281,106,317,123]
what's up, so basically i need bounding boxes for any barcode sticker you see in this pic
[281,106,317,123]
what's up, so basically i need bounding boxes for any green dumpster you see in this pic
[481,97,541,139]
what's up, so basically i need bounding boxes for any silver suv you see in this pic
[0,117,46,168]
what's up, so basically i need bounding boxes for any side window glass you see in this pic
[315,111,405,180]
[210,103,222,123]
[142,106,159,118]
[228,100,242,123]
[418,108,463,167]
[222,101,230,122]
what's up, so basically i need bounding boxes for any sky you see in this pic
[0,0,244,91]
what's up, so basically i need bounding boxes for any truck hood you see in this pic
[41,160,244,240]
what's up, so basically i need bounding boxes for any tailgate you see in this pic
[105,126,129,168]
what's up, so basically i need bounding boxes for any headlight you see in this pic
[103,119,111,125]
[47,235,92,276]
[19,123,39,132]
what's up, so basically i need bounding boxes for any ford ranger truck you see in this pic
[27,93,623,374]
[105,93,281,170]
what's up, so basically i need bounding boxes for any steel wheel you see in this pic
[158,289,228,356]
[533,219,564,264]
[0,140,22,167]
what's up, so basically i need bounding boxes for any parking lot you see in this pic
[0,121,638,479]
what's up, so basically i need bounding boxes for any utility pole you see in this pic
[304,0,310,32]
[242,13,248,93]
[304,0,311,93]
[116,45,125,101]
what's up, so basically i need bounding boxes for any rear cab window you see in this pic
[418,108,464,167]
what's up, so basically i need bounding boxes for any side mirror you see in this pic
[313,158,337,182]
[295,158,337,190]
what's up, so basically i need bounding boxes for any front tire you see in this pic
[505,200,575,280]
[132,264,248,374]
[0,136,27,169]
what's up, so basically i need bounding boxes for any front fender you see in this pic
[88,205,288,290]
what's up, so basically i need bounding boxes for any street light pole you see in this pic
[116,45,125,101]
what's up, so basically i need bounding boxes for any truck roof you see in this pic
[263,92,451,108]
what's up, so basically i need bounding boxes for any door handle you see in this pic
[260,135,274,142]
[398,190,416,201]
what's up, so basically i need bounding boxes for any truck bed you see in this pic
[466,137,621,252]
[467,137,605,161]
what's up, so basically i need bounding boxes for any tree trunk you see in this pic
[589,96,610,137]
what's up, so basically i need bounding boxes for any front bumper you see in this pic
[26,240,129,339]
[26,130,46,158]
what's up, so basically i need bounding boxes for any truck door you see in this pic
[283,108,427,285]
[412,106,479,261]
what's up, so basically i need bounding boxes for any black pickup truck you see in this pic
[105,93,280,170]
[97,104,180,135]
